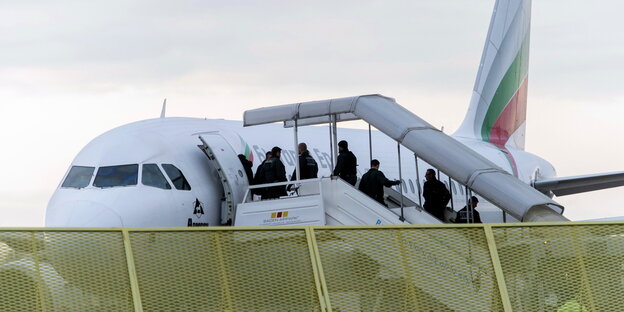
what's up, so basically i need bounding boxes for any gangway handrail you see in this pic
[243,94,567,222]
[242,178,323,203]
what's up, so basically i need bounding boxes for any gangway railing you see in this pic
[243,94,567,222]
[235,177,441,226]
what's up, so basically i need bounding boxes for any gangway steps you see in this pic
[235,177,443,226]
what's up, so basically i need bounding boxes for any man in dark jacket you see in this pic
[423,169,451,221]
[252,151,271,197]
[263,146,287,199]
[238,154,254,184]
[456,196,481,223]
[290,143,318,181]
[333,140,357,186]
[358,159,400,206]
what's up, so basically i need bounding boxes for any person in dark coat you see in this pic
[358,159,400,206]
[290,143,318,181]
[333,140,357,186]
[238,154,254,184]
[456,196,481,223]
[423,169,451,221]
[252,151,271,197]
[263,146,287,199]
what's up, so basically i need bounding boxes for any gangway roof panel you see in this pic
[242,94,566,222]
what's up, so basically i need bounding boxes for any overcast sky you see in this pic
[1,0,623,226]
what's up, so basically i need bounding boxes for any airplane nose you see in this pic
[46,200,123,227]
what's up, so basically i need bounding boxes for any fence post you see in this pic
[483,225,513,312]
[122,229,144,312]
[306,227,332,312]
[30,232,48,312]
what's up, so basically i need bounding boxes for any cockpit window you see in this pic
[61,166,95,189]
[93,164,138,188]
[162,164,192,190]
[142,164,171,190]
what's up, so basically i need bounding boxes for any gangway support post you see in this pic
[414,153,422,208]
[368,124,373,166]
[397,142,405,221]
[328,119,334,171]
[293,119,300,181]
[331,115,338,170]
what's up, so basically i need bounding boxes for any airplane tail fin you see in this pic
[454,0,531,150]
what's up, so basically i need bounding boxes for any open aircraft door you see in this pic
[198,134,249,225]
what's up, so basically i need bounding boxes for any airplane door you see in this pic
[198,134,249,225]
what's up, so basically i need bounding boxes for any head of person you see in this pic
[298,142,307,154]
[425,169,436,181]
[338,140,348,152]
[237,154,247,161]
[469,196,479,208]
[265,151,272,160]
[271,146,281,158]
[370,159,380,169]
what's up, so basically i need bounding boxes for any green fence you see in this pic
[1,222,623,311]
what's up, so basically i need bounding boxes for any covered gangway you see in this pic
[243,94,567,222]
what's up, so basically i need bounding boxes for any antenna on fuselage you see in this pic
[160,98,167,118]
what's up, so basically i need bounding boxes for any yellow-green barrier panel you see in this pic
[2,222,624,311]
[128,228,324,312]
[492,222,624,312]
[312,225,505,312]
[0,230,134,311]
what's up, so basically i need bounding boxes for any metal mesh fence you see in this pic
[0,231,133,311]
[129,229,322,312]
[313,227,503,311]
[0,223,623,311]
[493,224,624,312]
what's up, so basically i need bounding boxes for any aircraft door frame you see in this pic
[198,134,249,225]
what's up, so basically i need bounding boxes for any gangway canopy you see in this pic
[243,94,567,222]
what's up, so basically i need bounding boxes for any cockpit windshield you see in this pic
[93,164,138,188]
[142,164,171,189]
[162,164,192,190]
[61,166,95,189]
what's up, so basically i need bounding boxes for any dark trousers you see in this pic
[424,204,445,221]
[341,174,357,186]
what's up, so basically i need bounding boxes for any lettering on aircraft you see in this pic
[281,150,295,166]
[253,144,333,171]
[321,152,331,169]
[252,145,268,162]
[187,219,209,227]
[313,148,328,168]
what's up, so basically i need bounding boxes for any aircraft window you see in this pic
[162,164,192,191]
[451,180,457,194]
[142,164,171,190]
[94,164,138,188]
[408,179,415,193]
[61,166,94,189]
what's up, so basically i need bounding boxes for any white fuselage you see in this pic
[46,117,556,227]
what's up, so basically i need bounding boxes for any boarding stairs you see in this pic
[234,177,441,226]
[242,94,568,223]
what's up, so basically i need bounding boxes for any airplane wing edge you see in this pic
[534,171,624,196]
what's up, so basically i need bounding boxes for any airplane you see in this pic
[44,0,624,229]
